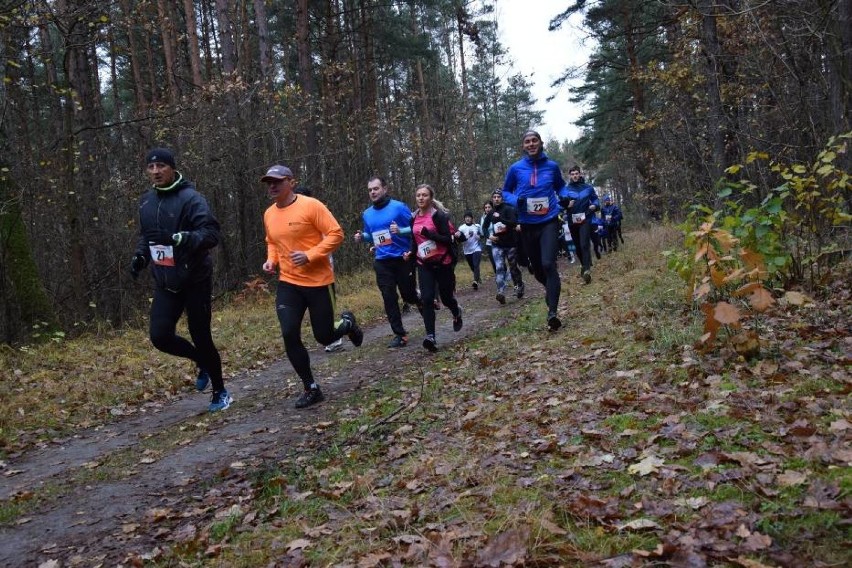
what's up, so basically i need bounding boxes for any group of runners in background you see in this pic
[130,131,624,412]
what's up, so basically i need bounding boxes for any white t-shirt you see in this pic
[458,223,482,255]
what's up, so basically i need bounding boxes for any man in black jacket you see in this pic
[129,148,231,413]
[481,190,524,304]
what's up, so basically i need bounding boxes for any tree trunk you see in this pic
[297,0,319,179]
[156,0,180,103]
[183,0,204,87]
[118,0,147,111]
[215,0,237,76]
[253,0,272,80]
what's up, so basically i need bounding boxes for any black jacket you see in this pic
[134,175,220,292]
[481,202,519,248]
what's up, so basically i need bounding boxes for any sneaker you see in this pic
[582,270,591,284]
[496,293,506,305]
[295,387,324,409]
[388,334,408,348]
[325,338,345,353]
[569,257,576,264]
[341,311,363,347]
[208,389,232,413]
[547,314,562,332]
[453,307,463,332]
[472,281,479,290]
[422,334,438,353]
[195,369,210,392]
[516,283,525,299]
[401,302,412,314]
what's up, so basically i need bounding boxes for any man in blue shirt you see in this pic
[560,166,600,284]
[501,130,566,331]
[354,176,421,347]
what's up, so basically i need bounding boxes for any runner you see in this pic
[405,183,463,353]
[456,211,483,289]
[561,166,601,284]
[601,195,624,251]
[261,164,363,408]
[481,190,524,305]
[130,148,231,413]
[590,211,605,258]
[560,212,577,263]
[500,130,566,331]
[480,201,497,273]
[354,176,421,348]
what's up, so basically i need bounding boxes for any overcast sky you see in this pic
[493,0,592,144]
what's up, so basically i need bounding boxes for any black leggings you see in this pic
[520,219,561,314]
[464,251,482,283]
[417,263,460,337]
[275,281,347,388]
[149,277,224,392]
[569,222,593,272]
[374,257,419,336]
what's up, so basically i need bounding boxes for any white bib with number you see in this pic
[372,229,392,247]
[527,196,549,215]
[149,244,175,266]
[417,239,438,259]
[571,212,586,224]
[494,221,507,234]
[605,215,612,222]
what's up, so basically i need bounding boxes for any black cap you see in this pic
[146,148,176,169]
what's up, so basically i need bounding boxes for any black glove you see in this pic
[130,254,146,279]
[516,196,527,211]
[558,196,572,209]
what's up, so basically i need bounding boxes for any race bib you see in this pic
[571,212,586,224]
[372,229,392,247]
[417,239,438,259]
[527,196,549,215]
[149,244,175,266]
[605,215,612,222]
[494,221,507,234]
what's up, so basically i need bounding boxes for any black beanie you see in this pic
[146,148,176,169]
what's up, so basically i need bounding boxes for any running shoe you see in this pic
[582,270,591,284]
[472,281,479,290]
[341,311,363,347]
[496,293,506,305]
[195,368,210,392]
[295,387,324,409]
[388,334,408,348]
[325,339,345,353]
[516,283,525,299]
[208,389,232,413]
[422,334,438,353]
[453,307,463,332]
[547,314,562,332]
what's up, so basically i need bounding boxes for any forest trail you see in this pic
[0,265,549,566]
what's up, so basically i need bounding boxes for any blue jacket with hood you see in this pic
[559,177,600,225]
[500,151,565,225]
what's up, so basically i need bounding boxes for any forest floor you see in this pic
[0,226,849,568]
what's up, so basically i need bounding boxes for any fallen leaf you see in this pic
[628,455,664,476]
[475,526,530,567]
[287,538,312,551]
[713,302,741,325]
[38,561,59,568]
[616,518,661,531]
[783,291,813,306]
[777,470,808,487]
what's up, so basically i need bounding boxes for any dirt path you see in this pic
[0,268,565,566]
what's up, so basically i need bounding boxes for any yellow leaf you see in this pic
[732,282,761,297]
[748,288,774,312]
[713,302,741,324]
[628,455,664,476]
[792,164,807,174]
[725,164,742,174]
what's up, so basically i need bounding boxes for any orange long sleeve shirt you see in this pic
[263,196,344,287]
